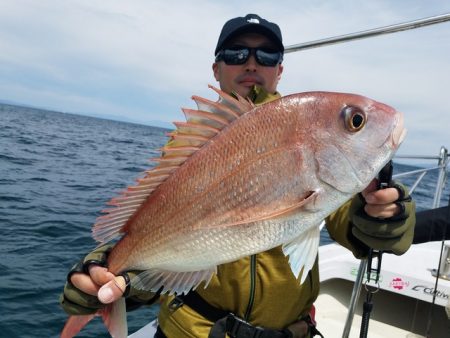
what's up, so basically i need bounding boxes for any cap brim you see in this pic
[215,25,284,55]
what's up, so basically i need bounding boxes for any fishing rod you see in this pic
[358,161,393,338]
[284,12,450,53]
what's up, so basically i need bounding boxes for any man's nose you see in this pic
[244,54,258,72]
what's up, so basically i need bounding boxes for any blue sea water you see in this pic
[0,103,449,338]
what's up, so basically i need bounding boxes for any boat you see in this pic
[128,146,449,338]
[314,146,450,338]
[130,238,450,337]
[128,14,450,338]
[316,244,450,337]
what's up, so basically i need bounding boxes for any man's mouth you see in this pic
[237,75,263,87]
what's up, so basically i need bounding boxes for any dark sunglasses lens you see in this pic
[221,48,249,65]
[217,48,282,66]
[255,49,282,66]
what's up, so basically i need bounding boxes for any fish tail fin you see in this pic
[102,298,128,337]
[60,313,96,338]
[60,298,127,338]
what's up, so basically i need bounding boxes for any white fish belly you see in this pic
[131,211,321,271]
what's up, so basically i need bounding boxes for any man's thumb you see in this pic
[98,276,126,304]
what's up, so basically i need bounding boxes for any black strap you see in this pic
[170,291,229,323]
[169,292,294,338]
[224,314,293,338]
[209,314,293,338]
[154,325,167,338]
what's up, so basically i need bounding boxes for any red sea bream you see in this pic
[61,86,406,337]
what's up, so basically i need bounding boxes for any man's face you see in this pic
[212,33,284,98]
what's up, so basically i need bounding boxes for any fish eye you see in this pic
[343,106,366,132]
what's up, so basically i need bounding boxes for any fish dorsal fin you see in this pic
[208,84,254,114]
[131,266,217,295]
[92,85,253,244]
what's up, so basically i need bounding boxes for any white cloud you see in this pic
[0,0,449,156]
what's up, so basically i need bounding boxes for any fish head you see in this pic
[296,92,406,194]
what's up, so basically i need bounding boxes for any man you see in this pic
[60,14,415,338]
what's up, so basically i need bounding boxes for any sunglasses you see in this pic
[215,46,283,67]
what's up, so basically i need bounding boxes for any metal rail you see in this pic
[284,13,450,53]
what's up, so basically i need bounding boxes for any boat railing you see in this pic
[284,13,450,53]
[342,146,449,338]
[284,12,450,337]
[395,147,449,208]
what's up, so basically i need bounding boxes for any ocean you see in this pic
[0,103,449,338]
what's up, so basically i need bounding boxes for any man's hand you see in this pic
[60,245,127,315]
[70,265,126,304]
[350,178,416,256]
[361,179,401,218]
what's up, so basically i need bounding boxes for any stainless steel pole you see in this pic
[284,13,450,53]
[432,147,449,209]
[342,260,367,338]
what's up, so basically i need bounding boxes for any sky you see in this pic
[0,0,449,158]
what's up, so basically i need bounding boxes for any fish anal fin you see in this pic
[132,267,217,296]
[282,225,320,284]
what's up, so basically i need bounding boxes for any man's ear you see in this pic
[212,62,220,81]
[277,63,284,82]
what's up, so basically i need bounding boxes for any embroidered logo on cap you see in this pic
[247,18,260,24]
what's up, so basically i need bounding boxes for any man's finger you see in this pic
[363,187,399,205]
[89,265,116,285]
[70,265,116,296]
[364,203,400,219]
[70,272,101,296]
[98,276,127,304]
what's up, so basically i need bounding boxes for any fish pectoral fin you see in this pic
[282,224,320,284]
[209,190,318,229]
[131,266,217,296]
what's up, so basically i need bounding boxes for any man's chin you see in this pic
[234,84,256,98]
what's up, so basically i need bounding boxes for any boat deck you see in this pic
[316,243,450,337]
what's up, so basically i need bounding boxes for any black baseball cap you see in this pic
[214,14,284,55]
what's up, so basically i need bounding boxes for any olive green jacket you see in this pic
[158,87,360,337]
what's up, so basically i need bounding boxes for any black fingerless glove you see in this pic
[349,182,416,256]
[59,244,159,315]
[59,244,113,315]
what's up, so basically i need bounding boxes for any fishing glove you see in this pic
[349,181,416,256]
[60,244,158,315]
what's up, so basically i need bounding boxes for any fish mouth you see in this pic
[392,111,407,148]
